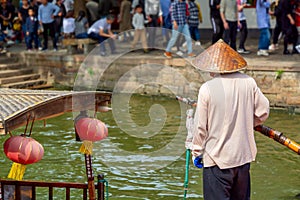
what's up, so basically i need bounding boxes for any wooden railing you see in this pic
[0,174,106,200]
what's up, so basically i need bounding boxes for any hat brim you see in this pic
[191,39,247,73]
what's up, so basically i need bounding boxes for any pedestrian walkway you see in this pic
[2,38,300,71]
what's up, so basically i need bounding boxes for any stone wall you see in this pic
[13,52,300,108]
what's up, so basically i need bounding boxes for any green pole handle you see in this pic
[183,149,191,199]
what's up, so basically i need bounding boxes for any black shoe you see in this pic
[283,50,291,55]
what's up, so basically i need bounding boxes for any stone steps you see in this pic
[0,56,19,64]
[0,73,41,84]
[0,62,24,70]
[0,69,33,78]
[0,55,50,89]
[1,79,47,89]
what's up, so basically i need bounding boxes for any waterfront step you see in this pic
[0,56,19,64]
[0,73,40,85]
[0,62,24,70]
[0,69,33,78]
[0,54,51,89]
[1,79,47,89]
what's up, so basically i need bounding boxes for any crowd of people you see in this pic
[0,0,74,52]
[0,0,299,55]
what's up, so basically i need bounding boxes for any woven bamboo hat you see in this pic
[191,39,247,73]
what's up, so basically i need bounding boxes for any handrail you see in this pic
[0,175,106,200]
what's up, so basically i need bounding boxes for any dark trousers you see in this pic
[238,20,248,50]
[42,22,57,49]
[272,17,282,44]
[283,25,298,51]
[224,20,238,50]
[88,32,115,53]
[203,163,251,200]
[189,26,200,41]
[210,16,224,44]
[27,32,39,49]
[147,14,159,48]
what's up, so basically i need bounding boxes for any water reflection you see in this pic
[0,96,299,199]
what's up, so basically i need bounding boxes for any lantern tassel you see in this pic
[79,140,93,155]
[8,162,26,180]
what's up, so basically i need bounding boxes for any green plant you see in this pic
[275,70,284,80]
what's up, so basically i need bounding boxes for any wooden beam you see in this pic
[2,92,111,134]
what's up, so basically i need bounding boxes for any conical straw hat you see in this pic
[191,39,247,73]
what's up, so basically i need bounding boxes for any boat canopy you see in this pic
[0,89,111,135]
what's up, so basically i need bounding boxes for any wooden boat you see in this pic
[0,89,112,200]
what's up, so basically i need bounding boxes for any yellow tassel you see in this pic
[8,162,26,180]
[79,140,93,155]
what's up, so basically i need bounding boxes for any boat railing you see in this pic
[0,174,106,200]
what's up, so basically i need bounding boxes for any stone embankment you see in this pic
[3,41,300,110]
[0,55,48,89]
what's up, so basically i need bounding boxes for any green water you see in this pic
[0,95,300,200]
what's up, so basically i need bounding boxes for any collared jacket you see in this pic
[38,2,60,24]
[171,0,188,26]
[188,1,199,27]
[192,72,269,169]
[25,16,39,33]
[256,0,271,29]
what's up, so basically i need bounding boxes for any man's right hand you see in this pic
[192,156,203,168]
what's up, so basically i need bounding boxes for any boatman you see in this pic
[191,39,270,200]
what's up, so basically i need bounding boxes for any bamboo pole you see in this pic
[176,96,300,155]
[85,154,96,200]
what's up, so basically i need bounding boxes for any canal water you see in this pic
[0,95,300,199]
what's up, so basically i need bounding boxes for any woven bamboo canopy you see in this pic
[0,89,111,135]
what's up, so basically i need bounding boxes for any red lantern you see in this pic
[4,135,44,180]
[75,118,108,155]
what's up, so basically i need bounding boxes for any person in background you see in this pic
[256,0,271,56]
[160,0,171,44]
[188,0,201,46]
[12,16,22,42]
[279,0,298,54]
[18,0,30,43]
[164,0,195,58]
[131,4,148,53]
[209,0,224,44]
[0,29,8,53]
[269,0,282,51]
[295,0,300,50]
[191,40,269,200]
[0,0,14,31]
[30,0,39,17]
[220,0,239,50]
[54,0,66,46]
[25,7,39,51]
[38,0,60,51]
[98,0,114,19]
[74,10,89,39]
[63,0,73,12]
[85,0,100,24]
[144,0,162,49]
[62,10,74,38]
[237,0,250,54]
[87,14,116,56]
[118,0,132,42]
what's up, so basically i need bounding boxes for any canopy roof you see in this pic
[0,89,111,135]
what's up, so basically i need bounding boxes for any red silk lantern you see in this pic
[75,118,108,155]
[3,135,44,180]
